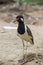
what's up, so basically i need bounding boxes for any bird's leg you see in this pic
[18,40,28,63]
[24,41,28,60]
[22,40,25,60]
[22,40,28,60]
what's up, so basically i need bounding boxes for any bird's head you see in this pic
[14,15,24,23]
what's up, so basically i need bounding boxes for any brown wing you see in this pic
[26,25,34,44]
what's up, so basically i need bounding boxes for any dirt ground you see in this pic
[0,3,43,65]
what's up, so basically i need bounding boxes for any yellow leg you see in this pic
[18,40,28,63]
[24,41,28,59]
[22,40,25,59]
[22,40,28,59]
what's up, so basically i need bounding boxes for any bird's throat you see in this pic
[17,21,25,34]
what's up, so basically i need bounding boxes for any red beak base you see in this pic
[15,18,19,22]
[16,18,19,21]
[13,18,19,23]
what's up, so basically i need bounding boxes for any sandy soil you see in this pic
[0,4,43,65]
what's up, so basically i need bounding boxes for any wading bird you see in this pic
[14,15,34,60]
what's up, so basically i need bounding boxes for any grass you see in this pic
[18,0,43,4]
[16,0,43,5]
[24,0,43,4]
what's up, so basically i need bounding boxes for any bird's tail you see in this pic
[31,37,34,45]
[29,36,34,45]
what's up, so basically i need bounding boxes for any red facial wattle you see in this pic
[13,18,19,23]
[15,18,19,22]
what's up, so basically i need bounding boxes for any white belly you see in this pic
[17,32,32,42]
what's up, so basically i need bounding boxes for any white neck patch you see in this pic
[21,18,24,21]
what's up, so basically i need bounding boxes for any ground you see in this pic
[0,3,43,65]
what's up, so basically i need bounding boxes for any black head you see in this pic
[15,15,24,22]
[16,15,25,34]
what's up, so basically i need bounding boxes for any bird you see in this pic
[14,15,34,60]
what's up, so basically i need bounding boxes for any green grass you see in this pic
[16,0,43,5]
[24,0,43,4]
[25,0,43,3]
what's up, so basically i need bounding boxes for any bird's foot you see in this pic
[18,53,36,65]
[18,55,25,63]
[18,54,28,64]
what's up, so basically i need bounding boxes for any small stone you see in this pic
[35,60,38,63]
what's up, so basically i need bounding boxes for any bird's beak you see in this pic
[13,18,19,23]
